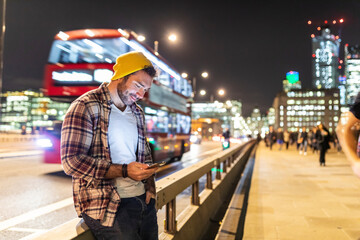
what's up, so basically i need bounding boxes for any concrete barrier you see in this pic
[29,218,95,240]
[215,144,257,240]
[32,140,256,240]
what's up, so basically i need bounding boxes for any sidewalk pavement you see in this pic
[243,142,360,240]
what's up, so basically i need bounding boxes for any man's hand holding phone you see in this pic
[147,161,166,169]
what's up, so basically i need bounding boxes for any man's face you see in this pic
[117,70,152,106]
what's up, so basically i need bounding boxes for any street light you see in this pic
[218,89,225,96]
[151,33,177,56]
[201,72,208,78]
[181,72,188,78]
[181,71,209,99]
[168,34,177,42]
[198,88,226,102]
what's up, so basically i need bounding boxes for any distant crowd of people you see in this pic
[264,123,340,166]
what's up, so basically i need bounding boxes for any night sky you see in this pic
[3,0,360,116]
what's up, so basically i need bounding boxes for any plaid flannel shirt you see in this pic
[61,83,155,227]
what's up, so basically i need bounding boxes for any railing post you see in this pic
[223,160,227,173]
[165,199,176,234]
[227,156,231,167]
[192,180,200,205]
[206,171,212,189]
[216,163,221,180]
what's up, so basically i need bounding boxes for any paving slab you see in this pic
[243,142,360,240]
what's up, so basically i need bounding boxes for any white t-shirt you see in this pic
[108,104,145,198]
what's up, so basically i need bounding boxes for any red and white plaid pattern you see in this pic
[61,83,154,227]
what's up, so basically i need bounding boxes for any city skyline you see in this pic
[2,0,360,116]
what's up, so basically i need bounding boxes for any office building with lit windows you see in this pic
[311,25,340,89]
[272,88,340,133]
[191,100,250,137]
[0,90,70,131]
[246,107,267,137]
[344,44,360,105]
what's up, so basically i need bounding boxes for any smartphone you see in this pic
[147,161,166,169]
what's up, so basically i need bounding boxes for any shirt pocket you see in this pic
[79,185,112,219]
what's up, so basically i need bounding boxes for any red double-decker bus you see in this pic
[40,28,192,164]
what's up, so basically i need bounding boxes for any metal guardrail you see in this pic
[157,140,256,240]
[33,140,256,240]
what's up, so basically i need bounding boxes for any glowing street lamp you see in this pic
[168,34,177,42]
[181,72,188,78]
[201,72,209,78]
[150,33,178,56]
[184,71,209,98]
[218,89,225,96]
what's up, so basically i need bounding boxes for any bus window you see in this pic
[168,113,177,135]
[176,114,191,134]
[48,38,129,64]
[157,71,171,87]
[145,109,169,133]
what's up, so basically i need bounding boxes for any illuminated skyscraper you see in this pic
[311,25,340,89]
[344,44,360,105]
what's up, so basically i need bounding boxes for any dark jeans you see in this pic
[83,193,158,240]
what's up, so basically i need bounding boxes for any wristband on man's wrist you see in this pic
[122,164,128,178]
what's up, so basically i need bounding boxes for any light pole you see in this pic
[153,33,177,56]
[154,40,159,56]
[182,71,208,100]
[135,32,177,56]
[0,0,6,122]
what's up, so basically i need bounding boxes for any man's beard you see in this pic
[117,88,137,106]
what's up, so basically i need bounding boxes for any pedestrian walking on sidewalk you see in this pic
[336,91,360,177]
[277,128,284,150]
[61,51,159,240]
[267,126,277,150]
[316,123,331,166]
[310,126,319,153]
[284,130,290,150]
[299,127,308,155]
[295,129,301,150]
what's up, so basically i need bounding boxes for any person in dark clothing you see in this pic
[295,129,301,150]
[284,130,290,150]
[336,91,360,177]
[310,126,319,153]
[277,128,284,150]
[299,127,308,155]
[222,128,230,140]
[267,126,277,150]
[316,123,331,166]
[222,128,231,149]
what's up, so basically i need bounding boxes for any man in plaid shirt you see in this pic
[337,91,360,177]
[61,51,159,239]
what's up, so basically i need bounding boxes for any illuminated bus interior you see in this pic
[48,36,192,97]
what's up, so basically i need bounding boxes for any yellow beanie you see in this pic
[111,51,153,81]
